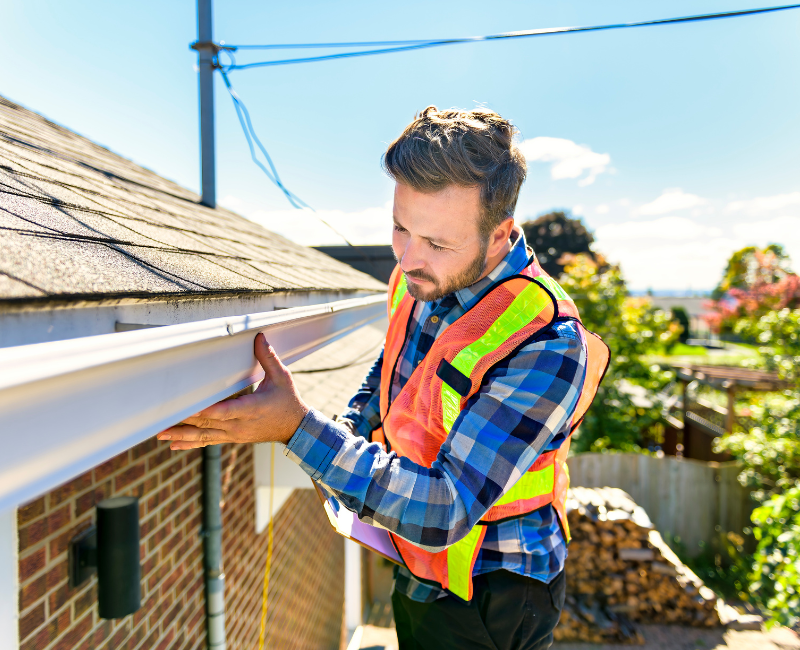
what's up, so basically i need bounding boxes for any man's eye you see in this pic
[428,241,446,252]
[393,224,407,233]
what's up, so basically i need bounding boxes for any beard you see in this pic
[401,239,489,302]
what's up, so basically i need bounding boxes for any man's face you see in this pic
[392,182,489,302]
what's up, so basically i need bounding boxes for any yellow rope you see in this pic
[258,443,276,649]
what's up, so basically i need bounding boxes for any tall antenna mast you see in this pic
[196,0,216,208]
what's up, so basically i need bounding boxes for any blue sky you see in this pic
[3,0,799,291]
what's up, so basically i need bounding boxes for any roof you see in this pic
[292,316,387,416]
[0,96,385,304]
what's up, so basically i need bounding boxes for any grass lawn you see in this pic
[643,342,761,368]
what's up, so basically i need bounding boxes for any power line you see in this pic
[218,60,358,246]
[221,4,800,70]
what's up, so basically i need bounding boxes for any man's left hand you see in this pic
[157,333,310,450]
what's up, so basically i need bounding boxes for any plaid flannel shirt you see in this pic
[285,230,587,602]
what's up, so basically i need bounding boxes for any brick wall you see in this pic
[17,439,344,650]
[221,443,345,650]
[17,438,206,650]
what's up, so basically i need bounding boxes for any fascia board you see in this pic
[0,294,385,511]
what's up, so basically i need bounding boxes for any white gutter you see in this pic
[0,293,385,512]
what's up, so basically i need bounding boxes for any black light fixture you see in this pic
[69,496,141,619]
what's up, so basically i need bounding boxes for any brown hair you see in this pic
[383,106,527,237]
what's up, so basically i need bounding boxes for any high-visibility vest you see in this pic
[375,258,609,601]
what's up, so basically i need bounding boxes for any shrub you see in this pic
[558,253,679,452]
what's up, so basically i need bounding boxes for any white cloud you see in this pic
[518,137,610,186]
[725,192,800,213]
[595,204,609,214]
[637,188,705,216]
[595,217,722,242]
[594,217,732,291]
[221,196,393,246]
[572,204,585,216]
[732,216,800,264]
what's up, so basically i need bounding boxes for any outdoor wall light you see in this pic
[68,496,141,619]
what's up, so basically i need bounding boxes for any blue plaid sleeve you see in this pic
[338,348,383,439]
[285,322,586,553]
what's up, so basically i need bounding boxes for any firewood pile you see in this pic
[553,487,720,644]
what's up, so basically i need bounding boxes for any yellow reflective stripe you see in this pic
[389,274,408,318]
[535,275,573,304]
[494,464,554,507]
[446,525,484,600]
[441,282,551,432]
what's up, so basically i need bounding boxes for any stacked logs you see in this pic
[553,487,720,644]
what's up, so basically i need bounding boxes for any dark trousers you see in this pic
[391,569,566,650]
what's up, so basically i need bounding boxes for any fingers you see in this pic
[254,333,288,378]
[157,425,230,450]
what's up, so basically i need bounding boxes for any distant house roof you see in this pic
[0,96,385,304]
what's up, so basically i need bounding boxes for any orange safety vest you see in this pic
[375,257,609,601]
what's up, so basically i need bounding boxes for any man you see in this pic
[159,106,608,650]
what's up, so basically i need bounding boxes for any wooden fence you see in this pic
[566,453,754,556]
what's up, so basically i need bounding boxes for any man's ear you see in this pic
[487,217,514,257]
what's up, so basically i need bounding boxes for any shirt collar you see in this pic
[451,226,530,311]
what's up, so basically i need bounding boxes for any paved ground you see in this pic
[354,624,800,650]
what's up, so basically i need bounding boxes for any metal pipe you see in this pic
[197,0,216,208]
[203,445,226,649]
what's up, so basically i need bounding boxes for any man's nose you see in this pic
[398,237,427,273]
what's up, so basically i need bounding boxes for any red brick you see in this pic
[49,472,93,507]
[21,624,56,650]
[46,562,68,590]
[114,461,145,491]
[131,437,159,460]
[50,521,92,559]
[52,611,92,650]
[147,521,172,554]
[147,447,173,472]
[74,583,96,618]
[140,475,159,497]
[75,488,96,518]
[154,628,175,650]
[94,451,129,482]
[19,574,46,610]
[158,493,182,522]
[19,547,46,581]
[18,517,47,553]
[140,513,158,538]
[19,602,45,641]
[49,582,71,613]
[18,497,45,527]
[146,485,171,513]
[46,504,72,535]
[159,457,184,482]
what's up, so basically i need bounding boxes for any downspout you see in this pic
[203,445,226,649]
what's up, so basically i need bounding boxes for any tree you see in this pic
[558,253,679,452]
[705,245,800,336]
[520,211,596,277]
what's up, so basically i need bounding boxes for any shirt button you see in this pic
[430,315,439,324]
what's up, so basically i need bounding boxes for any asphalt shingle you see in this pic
[0,96,386,303]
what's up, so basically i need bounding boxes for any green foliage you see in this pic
[714,307,800,625]
[670,306,691,344]
[737,308,800,385]
[673,533,752,602]
[520,211,596,277]
[711,244,791,299]
[749,485,800,628]
[558,254,679,453]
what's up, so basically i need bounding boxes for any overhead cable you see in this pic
[217,60,360,248]
[220,4,800,70]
